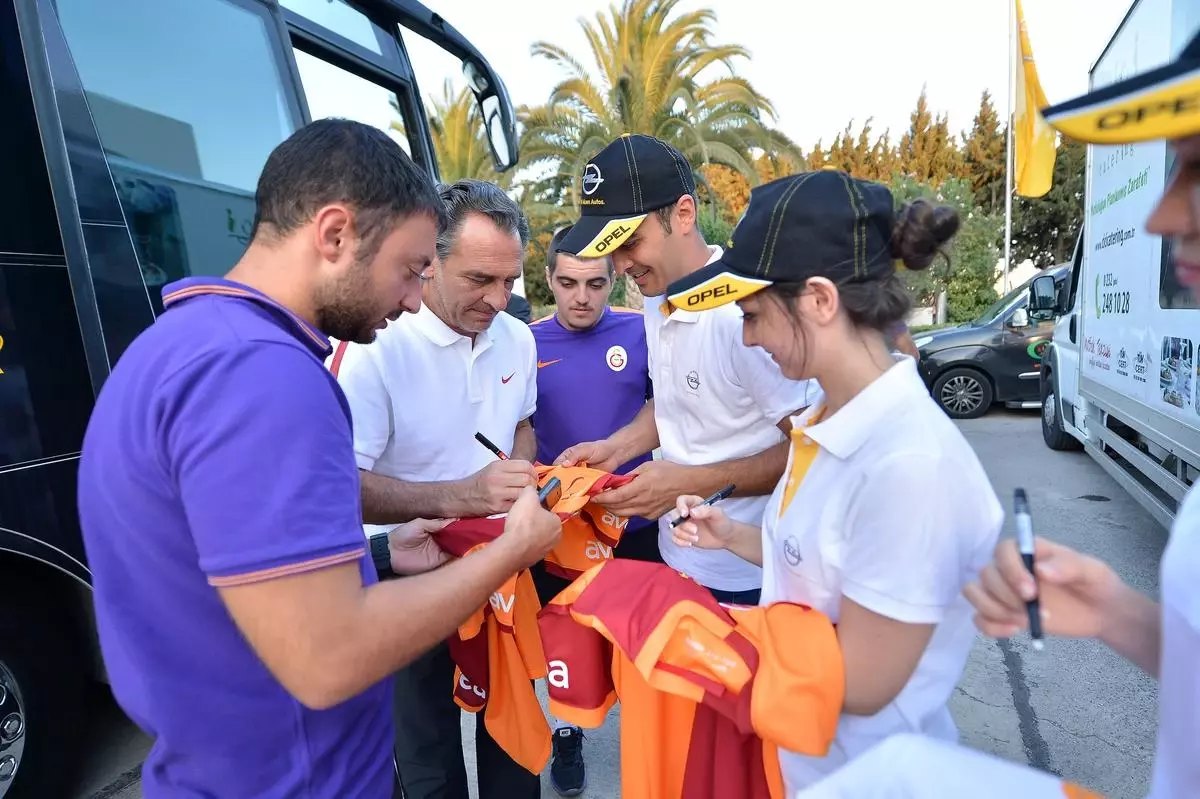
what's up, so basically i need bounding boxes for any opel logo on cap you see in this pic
[582,163,605,196]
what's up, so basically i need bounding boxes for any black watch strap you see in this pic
[369,533,393,579]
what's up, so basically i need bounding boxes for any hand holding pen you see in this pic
[669,485,737,550]
[470,432,539,516]
[965,491,1125,647]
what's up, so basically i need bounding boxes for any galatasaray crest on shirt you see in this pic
[606,344,628,372]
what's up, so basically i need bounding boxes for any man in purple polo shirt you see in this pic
[528,223,658,796]
[76,119,562,798]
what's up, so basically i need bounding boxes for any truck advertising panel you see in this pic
[1083,0,1200,429]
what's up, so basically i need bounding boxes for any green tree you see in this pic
[897,88,963,185]
[696,202,734,249]
[805,140,827,170]
[961,90,1006,214]
[699,162,751,223]
[1011,137,1085,268]
[822,118,900,182]
[890,176,1001,323]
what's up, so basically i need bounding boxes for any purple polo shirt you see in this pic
[77,277,392,798]
[530,307,653,528]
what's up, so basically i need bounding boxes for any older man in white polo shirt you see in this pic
[555,135,815,606]
[333,179,540,799]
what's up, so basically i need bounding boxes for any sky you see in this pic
[397,0,1137,152]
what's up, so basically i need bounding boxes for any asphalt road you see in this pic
[72,410,1167,799]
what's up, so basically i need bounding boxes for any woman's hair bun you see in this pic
[889,198,960,271]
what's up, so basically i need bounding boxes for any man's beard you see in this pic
[314,262,381,344]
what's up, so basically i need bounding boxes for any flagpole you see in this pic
[1004,0,1015,295]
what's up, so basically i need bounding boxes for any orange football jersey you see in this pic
[538,560,845,799]
[426,463,636,774]
[534,463,634,579]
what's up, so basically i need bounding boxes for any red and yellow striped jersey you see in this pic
[539,559,845,799]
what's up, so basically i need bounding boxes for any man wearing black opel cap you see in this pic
[554,134,815,607]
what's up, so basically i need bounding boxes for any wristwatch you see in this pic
[369,532,394,580]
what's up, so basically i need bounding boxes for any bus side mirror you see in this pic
[462,60,518,171]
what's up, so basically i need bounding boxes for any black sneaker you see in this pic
[549,726,586,796]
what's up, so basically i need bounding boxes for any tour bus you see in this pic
[0,0,518,795]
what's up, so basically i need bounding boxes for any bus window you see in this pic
[279,0,390,55]
[397,27,491,182]
[0,267,94,466]
[56,0,300,295]
[291,47,413,157]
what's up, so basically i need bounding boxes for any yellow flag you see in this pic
[1013,0,1057,198]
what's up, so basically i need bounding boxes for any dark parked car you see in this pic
[915,265,1069,419]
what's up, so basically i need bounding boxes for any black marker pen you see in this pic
[670,484,736,528]
[475,432,508,460]
[1013,488,1045,651]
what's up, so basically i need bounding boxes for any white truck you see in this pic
[1033,0,1200,529]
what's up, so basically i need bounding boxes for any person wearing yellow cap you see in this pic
[664,167,1006,792]
[788,28,1200,799]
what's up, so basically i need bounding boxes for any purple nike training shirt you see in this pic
[530,307,653,528]
[77,277,392,798]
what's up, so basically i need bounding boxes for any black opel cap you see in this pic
[556,134,696,258]
[1043,29,1200,144]
[666,169,896,312]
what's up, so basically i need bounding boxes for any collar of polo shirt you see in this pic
[799,357,925,459]
[410,302,496,350]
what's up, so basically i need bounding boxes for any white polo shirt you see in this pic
[331,303,537,537]
[762,357,1003,791]
[645,245,816,592]
[1149,483,1200,799]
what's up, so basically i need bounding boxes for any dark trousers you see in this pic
[707,586,761,605]
[392,640,539,799]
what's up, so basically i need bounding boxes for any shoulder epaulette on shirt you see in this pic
[429,464,638,775]
[538,559,845,799]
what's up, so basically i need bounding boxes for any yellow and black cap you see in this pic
[1043,30,1200,144]
[666,170,896,312]
[556,134,696,259]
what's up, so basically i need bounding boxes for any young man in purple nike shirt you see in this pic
[529,224,659,796]
[75,120,562,798]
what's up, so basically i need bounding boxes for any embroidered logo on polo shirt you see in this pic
[501,372,516,384]
[783,535,802,566]
[606,345,627,372]
[686,370,700,391]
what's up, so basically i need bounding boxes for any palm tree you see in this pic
[517,0,798,307]
[518,0,799,212]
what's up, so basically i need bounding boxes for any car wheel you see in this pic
[0,588,88,799]
[1041,377,1082,451]
[932,368,994,420]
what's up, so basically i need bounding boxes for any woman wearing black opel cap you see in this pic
[664,169,1005,790]
[749,29,1200,799]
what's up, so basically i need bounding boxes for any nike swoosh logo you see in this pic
[501,373,516,383]
[537,359,562,369]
